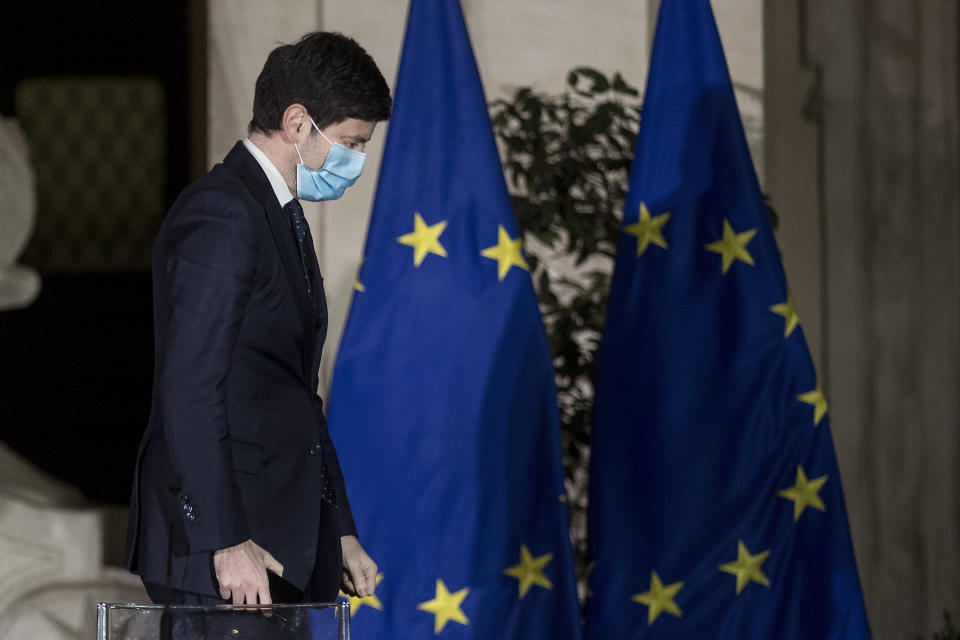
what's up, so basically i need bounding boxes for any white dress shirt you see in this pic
[242,138,295,207]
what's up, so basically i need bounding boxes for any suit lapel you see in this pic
[224,142,317,384]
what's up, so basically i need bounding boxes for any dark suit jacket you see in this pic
[124,142,355,597]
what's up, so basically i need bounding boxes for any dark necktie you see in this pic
[283,199,335,506]
[283,199,319,319]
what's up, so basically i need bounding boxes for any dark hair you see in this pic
[249,31,392,134]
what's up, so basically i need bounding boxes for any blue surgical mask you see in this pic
[295,117,366,202]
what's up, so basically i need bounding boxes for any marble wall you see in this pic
[768,1,960,637]
[805,1,960,637]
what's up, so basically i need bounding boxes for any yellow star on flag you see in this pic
[770,292,799,337]
[624,202,671,257]
[339,573,384,616]
[354,258,366,293]
[503,544,553,598]
[631,571,684,625]
[797,385,828,426]
[719,540,771,595]
[481,225,529,280]
[417,578,469,634]
[779,466,828,521]
[397,212,448,267]
[705,219,757,274]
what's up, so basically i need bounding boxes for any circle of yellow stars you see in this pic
[611,201,838,627]
[623,202,828,428]
[375,206,835,630]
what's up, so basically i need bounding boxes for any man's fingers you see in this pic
[347,561,374,597]
[362,562,378,591]
[341,570,357,596]
[213,539,283,607]
[364,569,377,592]
[339,536,378,598]
[353,570,368,597]
[356,573,373,597]
[259,579,273,606]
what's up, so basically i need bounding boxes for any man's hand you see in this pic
[213,539,284,605]
[340,535,377,597]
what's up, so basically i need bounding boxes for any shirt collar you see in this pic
[242,138,295,206]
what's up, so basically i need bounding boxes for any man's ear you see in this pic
[279,104,310,145]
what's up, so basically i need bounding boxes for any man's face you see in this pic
[300,117,377,170]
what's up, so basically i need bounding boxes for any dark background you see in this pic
[0,1,204,504]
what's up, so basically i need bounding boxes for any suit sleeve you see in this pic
[319,419,358,537]
[155,189,258,555]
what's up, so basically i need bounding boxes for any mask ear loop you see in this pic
[297,117,336,164]
[316,127,337,149]
[308,115,333,144]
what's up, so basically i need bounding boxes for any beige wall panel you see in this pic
[207,0,321,168]
[314,1,408,388]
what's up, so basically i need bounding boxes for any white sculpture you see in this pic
[0,117,41,310]
[0,442,149,640]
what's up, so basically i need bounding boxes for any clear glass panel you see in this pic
[97,602,349,640]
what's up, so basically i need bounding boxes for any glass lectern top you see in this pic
[97,601,350,640]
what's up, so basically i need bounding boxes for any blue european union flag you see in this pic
[584,1,871,638]
[327,1,582,638]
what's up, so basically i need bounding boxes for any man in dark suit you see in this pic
[124,31,392,606]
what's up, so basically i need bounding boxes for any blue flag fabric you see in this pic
[326,1,582,638]
[585,1,871,638]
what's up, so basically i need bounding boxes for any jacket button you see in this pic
[185,512,196,521]
[179,495,190,505]
[309,443,322,455]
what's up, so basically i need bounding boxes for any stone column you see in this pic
[805,1,960,637]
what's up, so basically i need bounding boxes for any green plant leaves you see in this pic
[490,67,642,581]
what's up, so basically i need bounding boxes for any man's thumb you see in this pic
[263,551,284,577]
